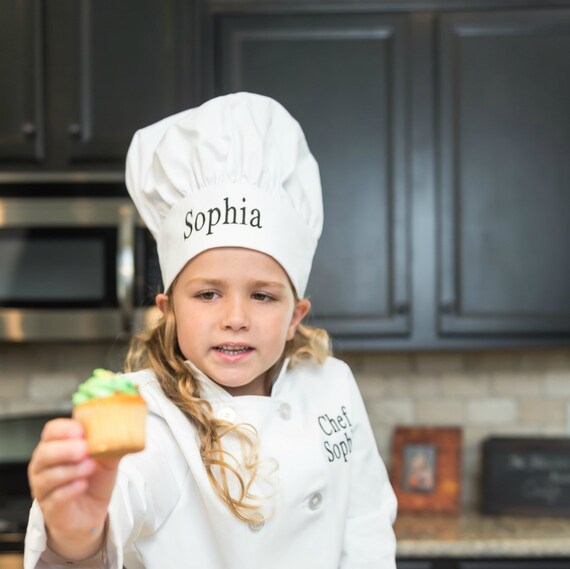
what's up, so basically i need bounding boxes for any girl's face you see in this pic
[156,247,310,396]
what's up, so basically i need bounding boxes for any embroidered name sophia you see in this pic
[184,197,262,239]
[318,406,353,463]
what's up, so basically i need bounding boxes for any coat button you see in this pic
[217,406,236,423]
[248,515,265,533]
[308,492,323,510]
[278,402,292,420]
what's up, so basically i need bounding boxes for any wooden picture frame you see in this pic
[390,426,462,514]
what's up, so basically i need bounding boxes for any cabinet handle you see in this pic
[68,123,82,137]
[21,122,36,137]
[394,302,410,315]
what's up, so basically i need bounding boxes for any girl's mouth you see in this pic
[215,345,254,356]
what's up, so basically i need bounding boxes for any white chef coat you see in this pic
[24,356,397,569]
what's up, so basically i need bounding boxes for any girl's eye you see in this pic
[252,292,275,302]
[197,290,218,300]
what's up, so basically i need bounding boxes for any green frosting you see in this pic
[72,368,139,405]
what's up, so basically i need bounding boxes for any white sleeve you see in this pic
[24,414,184,569]
[340,365,398,569]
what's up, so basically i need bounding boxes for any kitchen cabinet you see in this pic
[0,0,190,173]
[460,562,570,569]
[204,3,570,350]
[214,13,411,341]
[0,0,41,164]
[397,560,570,569]
[437,10,570,338]
[2,0,570,348]
[398,562,434,569]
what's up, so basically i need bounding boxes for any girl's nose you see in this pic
[221,297,250,330]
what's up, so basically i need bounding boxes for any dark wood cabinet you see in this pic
[397,559,570,569]
[0,0,190,172]
[3,0,570,348]
[460,561,570,569]
[0,0,44,163]
[205,5,570,349]
[397,561,434,569]
[214,13,411,341]
[437,10,570,337]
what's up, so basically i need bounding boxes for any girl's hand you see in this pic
[28,418,120,560]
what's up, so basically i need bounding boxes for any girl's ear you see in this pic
[287,298,311,341]
[155,293,169,315]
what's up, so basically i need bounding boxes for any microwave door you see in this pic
[0,198,137,341]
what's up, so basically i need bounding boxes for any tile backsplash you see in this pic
[1,343,569,509]
[0,342,128,417]
[347,349,570,508]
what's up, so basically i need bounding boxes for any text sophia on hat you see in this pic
[184,196,262,239]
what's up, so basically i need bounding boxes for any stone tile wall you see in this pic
[1,343,569,509]
[347,349,570,508]
[0,342,128,416]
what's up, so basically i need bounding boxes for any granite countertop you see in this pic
[394,511,570,558]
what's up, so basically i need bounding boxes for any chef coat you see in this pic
[24,356,397,569]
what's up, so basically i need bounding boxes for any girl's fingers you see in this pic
[29,438,90,477]
[41,418,85,442]
[32,459,96,502]
[29,421,92,501]
[41,479,90,512]
[29,418,87,476]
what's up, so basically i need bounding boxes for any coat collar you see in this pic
[184,358,290,401]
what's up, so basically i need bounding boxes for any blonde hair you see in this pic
[124,295,330,523]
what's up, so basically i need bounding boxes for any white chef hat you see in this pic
[125,92,323,297]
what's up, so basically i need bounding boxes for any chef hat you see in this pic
[125,92,323,297]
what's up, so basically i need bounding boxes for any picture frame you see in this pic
[390,426,462,514]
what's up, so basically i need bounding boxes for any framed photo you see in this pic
[390,426,462,514]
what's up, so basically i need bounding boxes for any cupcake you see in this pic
[72,369,147,458]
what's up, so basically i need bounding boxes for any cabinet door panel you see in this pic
[47,0,183,168]
[216,14,410,342]
[437,10,570,336]
[397,561,434,569]
[460,561,570,569]
[0,0,44,163]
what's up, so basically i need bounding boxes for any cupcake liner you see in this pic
[73,394,147,458]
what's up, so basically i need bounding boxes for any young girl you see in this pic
[25,92,397,568]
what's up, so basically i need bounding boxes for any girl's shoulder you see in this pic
[285,355,356,394]
[120,367,157,389]
[118,368,174,418]
[283,357,367,423]
[291,355,353,377]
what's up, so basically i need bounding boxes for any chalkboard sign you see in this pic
[481,437,570,517]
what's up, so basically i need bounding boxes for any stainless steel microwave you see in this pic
[0,197,162,341]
